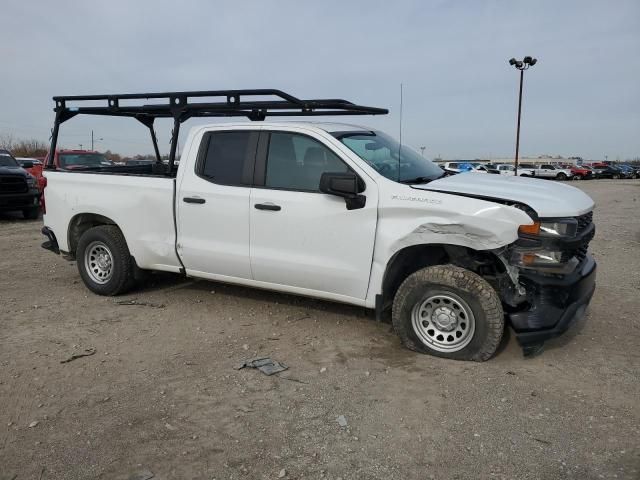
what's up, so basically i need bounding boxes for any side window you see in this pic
[265,132,349,191]
[198,131,258,186]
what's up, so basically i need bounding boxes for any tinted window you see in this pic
[265,132,348,191]
[0,153,18,167]
[200,131,257,186]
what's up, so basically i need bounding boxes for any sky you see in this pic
[0,0,638,160]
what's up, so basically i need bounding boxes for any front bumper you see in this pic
[0,188,40,212]
[509,255,596,354]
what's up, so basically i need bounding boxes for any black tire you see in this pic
[392,265,504,361]
[76,225,135,296]
[556,173,567,181]
[22,207,40,219]
[613,174,620,179]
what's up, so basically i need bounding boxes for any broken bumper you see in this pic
[41,226,60,254]
[509,255,596,354]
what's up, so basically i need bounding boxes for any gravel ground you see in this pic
[1,179,639,480]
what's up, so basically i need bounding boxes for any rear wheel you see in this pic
[392,265,504,361]
[556,172,567,180]
[22,207,40,219]
[76,225,135,296]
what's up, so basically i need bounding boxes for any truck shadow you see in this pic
[137,271,374,321]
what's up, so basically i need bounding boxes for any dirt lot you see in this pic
[1,180,639,480]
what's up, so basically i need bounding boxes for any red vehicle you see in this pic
[570,165,593,180]
[45,149,116,170]
[16,157,46,191]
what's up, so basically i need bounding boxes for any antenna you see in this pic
[398,83,403,181]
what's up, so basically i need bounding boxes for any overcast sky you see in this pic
[1,0,638,160]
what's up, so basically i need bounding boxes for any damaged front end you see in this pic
[493,211,597,356]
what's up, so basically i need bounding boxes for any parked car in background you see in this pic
[45,150,116,170]
[616,165,638,179]
[591,165,622,179]
[519,164,573,180]
[126,159,156,166]
[16,157,46,191]
[441,162,472,174]
[470,164,495,174]
[0,149,41,219]
[490,164,516,176]
[570,165,593,180]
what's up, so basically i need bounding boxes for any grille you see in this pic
[0,175,28,194]
[576,211,593,234]
[561,211,594,262]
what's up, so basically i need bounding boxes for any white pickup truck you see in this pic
[41,90,597,361]
[519,163,574,180]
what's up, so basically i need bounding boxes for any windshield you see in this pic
[333,130,444,183]
[59,153,114,169]
[0,153,19,167]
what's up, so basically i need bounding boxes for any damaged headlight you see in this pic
[518,219,578,238]
[511,249,564,267]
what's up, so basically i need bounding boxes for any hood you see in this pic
[0,166,28,177]
[415,173,594,217]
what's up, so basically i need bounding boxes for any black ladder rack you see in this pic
[47,89,389,173]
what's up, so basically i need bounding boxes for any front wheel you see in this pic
[392,265,504,361]
[76,225,135,296]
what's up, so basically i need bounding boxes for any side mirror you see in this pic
[21,161,34,169]
[319,172,366,210]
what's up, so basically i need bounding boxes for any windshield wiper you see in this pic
[399,176,436,185]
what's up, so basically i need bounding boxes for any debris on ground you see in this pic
[337,415,348,427]
[115,299,166,308]
[278,468,287,478]
[128,470,154,480]
[235,357,288,376]
[60,347,96,364]
[28,421,39,428]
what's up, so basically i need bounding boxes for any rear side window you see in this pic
[199,131,258,186]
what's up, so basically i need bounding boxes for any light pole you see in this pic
[91,130,103,150]
[509,56,537,175]
[420,146,426,157]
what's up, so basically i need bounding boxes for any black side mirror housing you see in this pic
[319,172,366,210]
[21,161,34,169]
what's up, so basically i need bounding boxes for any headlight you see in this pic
[518,218,578,238]
[26,175,37,187]
[511,249,565,267]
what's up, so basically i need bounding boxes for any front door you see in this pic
[249,130,377,300]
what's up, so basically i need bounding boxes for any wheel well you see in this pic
[68,213,118,257]
[380,244,506,314]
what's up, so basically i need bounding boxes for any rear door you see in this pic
[249,129,378,300]
[177,128,259,280]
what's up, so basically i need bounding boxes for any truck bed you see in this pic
[43,170,182,272]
